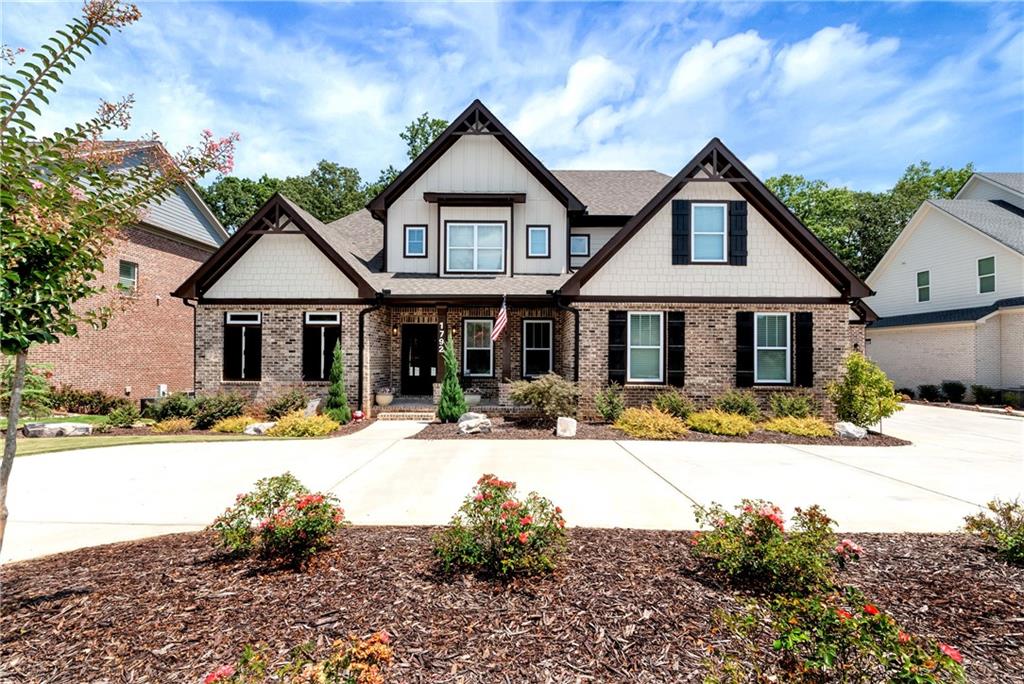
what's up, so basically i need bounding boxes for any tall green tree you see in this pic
[279,160,367,223]
[196,174,280,232]
[0,0,236,552]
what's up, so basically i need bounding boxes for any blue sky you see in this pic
[5,1,1022,189]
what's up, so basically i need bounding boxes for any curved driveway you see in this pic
[3,404,1021,563]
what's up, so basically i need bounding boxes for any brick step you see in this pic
[376,411,436,422]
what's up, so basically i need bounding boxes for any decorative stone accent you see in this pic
[22,422,93,437]
[834,422,867,439]
[243,422,276,435]
[556,416,577,438]
[457,412,491,434]
[303,398,321,416]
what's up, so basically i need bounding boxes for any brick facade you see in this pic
[30,225,213,399]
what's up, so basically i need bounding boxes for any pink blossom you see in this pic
[938,643,963,664]
[29,179,44,190]
[203,664,236,684]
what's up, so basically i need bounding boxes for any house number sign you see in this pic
[437,320,445,352]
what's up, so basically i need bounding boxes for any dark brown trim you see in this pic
[424,192,526,205]
[442,219,509,275]
[199,298,370,305]
[381,208,388,272]
[569,233,591,257]
[525,224,551,259]
[386,295,554,306]
[461,316,497,379]
[521,317,555,379]
[572,296,848,304]
[569,214,630,228]
[403,224,428,258]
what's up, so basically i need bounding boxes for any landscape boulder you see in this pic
[556,416,577,438]
[457,412,491,434]
[834,421,868,439]
[304,398,321,417]
[21,422,93,438]
[244,422,277,436]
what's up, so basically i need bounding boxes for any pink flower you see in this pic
[898,631,911,644]
[30,179,44,190]
[938,643,963,664]
[69,186,86,201]
[519,515,533,526]
[203,664,236,684]
[474,493,484,501]
[518,531,529,544]
[500,500,520,511]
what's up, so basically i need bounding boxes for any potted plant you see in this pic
[375,386,394,407]
[464,386,484,407]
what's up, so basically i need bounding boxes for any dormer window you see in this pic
[404,225,427,258]
[527,225,550,258]
[446,222,505,273]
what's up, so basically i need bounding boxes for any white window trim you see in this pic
[691,203,728,263]
[916,270,930,303]
[626,311,664,383]
[526,225,550,258]
[977,255,996,294]
[463,318,494,377]
[304,312,340,380]
[522,319,553,378]
[305,312,340,324]
[118,260,138,291]
[226,311,262,325]
[570,234,590,257]
[404,225,427,257]
[754,312,791,385]
[446,222,506,273]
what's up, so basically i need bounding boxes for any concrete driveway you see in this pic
[2,404,1021,563]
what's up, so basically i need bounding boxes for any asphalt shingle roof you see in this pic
[929,199,1024,255]
[869,297,1024,329]
[552,170,670,216]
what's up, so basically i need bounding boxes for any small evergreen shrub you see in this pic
[687,410,755,436]
[971,384,996,404]
[964,498,1024,564]
[193,392,248,429]
[436,333,467,423]
[613,407,687,440]
[768,391,816,418]
[652,389,695,419]
[148,392,197,420]
[940,381,966,403]
[593,383,625,423]
[264,388,307,420]
[266,411,339,437]
[323,341,351,424]
[828,352,902,427]
[509,373,580,421]
[152,417,194,433]
[713,389,762,420]
[917,384,942,402]
[762,416,833,438]
[896,387,916,400]
[104,403,141,428]
[433,474,567,577]
[211,415,258,433]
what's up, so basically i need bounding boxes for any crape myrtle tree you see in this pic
[0,0,237,552]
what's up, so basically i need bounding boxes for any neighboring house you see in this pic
[174,100,871,416]
[866,172,1024,395]
[31,141,229,399]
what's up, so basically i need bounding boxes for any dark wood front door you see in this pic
[401,324,437,396]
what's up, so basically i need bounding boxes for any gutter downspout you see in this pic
[183,297,197,394]
[358,292,386,413]
[551,290,580,382]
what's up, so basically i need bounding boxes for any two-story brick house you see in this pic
[174,100,872,416]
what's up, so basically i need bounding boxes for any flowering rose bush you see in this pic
[691,499,855,595]
[706,586,966,683]
[433,474,567,577]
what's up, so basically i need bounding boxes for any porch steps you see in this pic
[376,410,436,422]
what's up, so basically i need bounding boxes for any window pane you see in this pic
[693,205,725,233]
[570,235,588,255]
[757,314,786,348]
[629,348,660,380]
[466,349,491,375]
[980,275,995,294]
[529,228,547,255]
[477,249,503,270]
[757,349,787,381]
[918,286,930,302]
[466,321,492,348]
[449,225,473,247]
[449,248,473,270]
[406,229,424,254]
[630,314,660,346]
[693,234,724,261]
[477,225,504,248]
[525,349,551,376]
[525,321,550,348]
[917,271,929,287]
[978,257,995,277]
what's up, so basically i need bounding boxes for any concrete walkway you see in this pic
[2,404,1021,563]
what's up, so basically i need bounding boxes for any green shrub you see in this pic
[1,361,52,417]
[193,392,248,429]
[509,372,580,421]
[152,417,194,433]
[264,388,307,420]
[148,392,197,420]
[896,387,916,400]
[211,473,307,554]
[687,409,755,436]
[964,498,1024,565]
[713,389,761,420]
[437,333,467,423]
[50,384,130,415]
[211,415,258,433]
[828,352,902,427]
[652,389,695,419]
[940,381,966,403]
[917,384,942,402]
[762,416,833,438]
[104,403,141,428]
[1003,390,1022,409]
[433,474,567,577]
[266,411,339,437]
[692,499,854,595]
[613,407,687,439]
[971,384,996,404]
[593,383,625,423]
[768,391,816,418]
[323,341,351,424]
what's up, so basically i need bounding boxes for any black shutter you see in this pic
[728,201,748,265]
[244,327,262,381]
[223,325,243,381]
[608,311,627,385]
[794,312,814,387]
[323,326,341,380]
[666,311,685,387]
[736,311,754,387]
[671,200,691,265]
[302,325,321,381]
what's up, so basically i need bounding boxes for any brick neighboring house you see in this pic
[174,100,873,417]
[31,142,228,399]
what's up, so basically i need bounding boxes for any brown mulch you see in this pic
[413,417,909,446]
[2,529,1020,682]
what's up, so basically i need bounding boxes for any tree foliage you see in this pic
[400,112,449,160]
[437,333,467,423]
[324,341,351,424]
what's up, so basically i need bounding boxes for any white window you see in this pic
[226,312,261,324]
[691,203,727,262]
[404,225,426,257]
[463,319,494,376]
[754,313,790,384]
[447,222,505,272]
[570,234,590,257]
[978,256,995,294]
[522,319,553,377]
[118,260,138,291]
[527,225,550,258]
[627,312,663,382]
[917,270,930,303]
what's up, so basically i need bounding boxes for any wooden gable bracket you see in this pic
[687,148,747,183]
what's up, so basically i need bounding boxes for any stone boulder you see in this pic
[244,422,277,436]
[556,416,578,438]
[304,398,321,417]
[834,421,868,439]
[22,422,93,438]
[457,412,491,435]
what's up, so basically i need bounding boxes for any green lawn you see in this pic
[14,433,272,457]
[0,414,111,430]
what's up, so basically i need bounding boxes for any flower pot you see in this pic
[465,394,482,406]
[375,393,394,407]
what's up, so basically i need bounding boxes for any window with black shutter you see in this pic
[735,311,754,387]
[608,311,627,385]
[303,312,341,381]
[666,311,685,387]
[224,312,262,381]
[794,312,813,387]
[671,200,691,264]
[728,201,748,265]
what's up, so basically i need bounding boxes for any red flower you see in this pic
[863,604,880,616]
[519,515,533,526]
[203,665,236,684]
[501,500,520,510]
[555,506,562,514]
[835,608,852,620]
[518,531,529,544]
[938,643,963,664]
[898,631,911,644]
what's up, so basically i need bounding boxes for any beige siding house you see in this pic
[175,100,872,417]
[866,173,1024,396]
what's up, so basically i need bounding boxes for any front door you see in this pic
[401,324,437,396]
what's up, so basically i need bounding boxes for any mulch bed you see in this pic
[413,417,909,447]
[2,528,1020,682]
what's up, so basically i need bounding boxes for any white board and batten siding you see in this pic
[957,176,1024,206]
[579,182,839,298]
[386,135,567,275]
[570,226,618,269]
[204,234,360,299]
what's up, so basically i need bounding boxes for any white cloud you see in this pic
[666,31,771,103]
[774,24,899,95]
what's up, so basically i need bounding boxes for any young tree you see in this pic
[400,112,449,160]
[0,0,237,552]
[324,341,351,424]
[436,333,467,423]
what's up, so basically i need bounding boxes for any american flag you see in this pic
[491,295,508,341]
